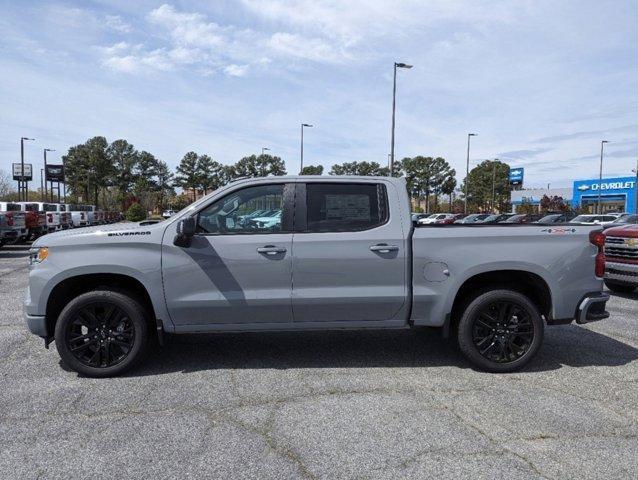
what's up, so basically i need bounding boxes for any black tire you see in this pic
[457,289,544,373]
[54,290,149,377]
[604,280,636,294]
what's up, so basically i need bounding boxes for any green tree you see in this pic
[174,152,200,201]
[125,202,146,221]
[329,161,389,176]
[397,156,453,213]
[440,174,457,211]
[461,159,511,212]
[155,160,175,211]
[231,154,287,178]
[300,165,324,175]
[107,139,138,209]
[62,136,112,207]
[196,155,227,194]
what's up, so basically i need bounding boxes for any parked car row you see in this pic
[0,202,122,247]
[412,211,638,228]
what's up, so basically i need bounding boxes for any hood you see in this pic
[32,221,166,247]
[605,224,638,238]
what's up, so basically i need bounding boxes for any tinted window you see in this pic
[306,183,387,232]
[197,184,284,234]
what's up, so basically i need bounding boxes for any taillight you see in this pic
[589,230,605,278]
[7,213,14,226]
[47,213,53,223]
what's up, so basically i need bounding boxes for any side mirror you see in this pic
[174,217,196,247]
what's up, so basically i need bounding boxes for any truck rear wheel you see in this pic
[54,290,149,377]
[457,289,544,373]
[604,280,636,294]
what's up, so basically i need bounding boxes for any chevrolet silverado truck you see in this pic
[25,176,610,377]
[603,224,638,293]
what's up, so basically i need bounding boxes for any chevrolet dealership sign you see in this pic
[577,180,636,191]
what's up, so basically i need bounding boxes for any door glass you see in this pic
[197,184,284,234]
[306,183,387,232]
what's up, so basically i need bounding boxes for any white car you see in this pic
[417,213,454,225]
[249,211,282,229]
[570,214,621,226]
[162,210,176,219]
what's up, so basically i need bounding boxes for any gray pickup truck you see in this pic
[25,176,610,376]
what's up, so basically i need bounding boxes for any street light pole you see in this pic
[464,133,477,214]
[43,148,55,201]
[20,137,35,201]
[40,168,44,196]
[390,62,413,175]
[300,123,313,173]
[597,140,609,214]
[633,159,638,214]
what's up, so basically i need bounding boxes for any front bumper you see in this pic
[576,292,610,324]
[605,261,638,286]
[25,313,48,338]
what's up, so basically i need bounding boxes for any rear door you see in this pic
[291,180,407,323]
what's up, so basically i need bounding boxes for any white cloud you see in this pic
[223,64,249,76]
[105,14,132,34]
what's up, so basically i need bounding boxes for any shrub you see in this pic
[125,202,147,222]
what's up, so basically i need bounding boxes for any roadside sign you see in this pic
[45,164,65,182]
[12,163,33,181]
[509,167,524,186]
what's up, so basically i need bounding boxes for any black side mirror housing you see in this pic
[174,217,196,247]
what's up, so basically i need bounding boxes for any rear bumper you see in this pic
[605,261,638,286]
[576,292,610,324]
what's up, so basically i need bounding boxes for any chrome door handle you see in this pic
[257,245,287,255]
[370,244,399,253]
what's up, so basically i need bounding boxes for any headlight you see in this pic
[29,247,49,264]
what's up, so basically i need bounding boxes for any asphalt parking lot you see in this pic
[1,243,637,479]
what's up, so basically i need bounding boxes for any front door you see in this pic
[162,182,294,326]
[291,181,407,323]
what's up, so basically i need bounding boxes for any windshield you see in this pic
[613,214,638,224]
[572,215,593,222]
[537,214,559,223]
[504,215,525,222]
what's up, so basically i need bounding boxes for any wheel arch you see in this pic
[45,273,157,339]
[448,269,552,334]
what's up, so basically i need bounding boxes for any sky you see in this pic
[1,0,638,190]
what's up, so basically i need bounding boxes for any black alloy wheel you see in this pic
[55,290,148,377]
[471,300,534,363]
[457,289,544,373]
[65,302,135,368]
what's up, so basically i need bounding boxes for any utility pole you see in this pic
[597,140,609,214]
[20,137,35,201]
[491,161,497,213]
[300,123,313,173]
[40,169,44,197]
[390,62,412,175]
[464,133,477,213]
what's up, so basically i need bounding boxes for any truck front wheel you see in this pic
[54,290,149,377]
[457,289,544,373]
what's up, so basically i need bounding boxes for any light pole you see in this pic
[597,140,609,214]
[300,123,313,173]
[20,137,35,201]
[390,62,413,175]
[464,133,477,213]
[633,159,638,214]
[491,159,498,213]
[40,168,44,196]
[44,148,55,200]
[260,147,270,176]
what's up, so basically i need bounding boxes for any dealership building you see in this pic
[511,176,637,214]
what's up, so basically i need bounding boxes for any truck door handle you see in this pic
[370,244,399,253]
[257,245,287,255]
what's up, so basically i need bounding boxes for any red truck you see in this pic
[604,224,638,293]
[16,203,47,240]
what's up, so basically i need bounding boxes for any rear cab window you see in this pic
[304,183,388,233]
